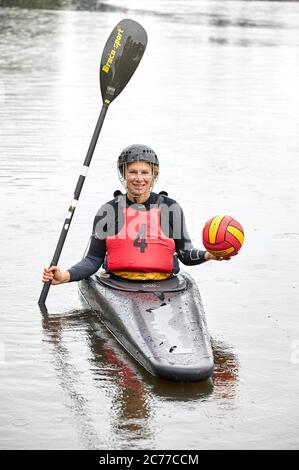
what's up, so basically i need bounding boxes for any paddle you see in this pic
[38,19,148,307]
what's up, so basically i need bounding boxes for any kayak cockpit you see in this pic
[95,272,187,292]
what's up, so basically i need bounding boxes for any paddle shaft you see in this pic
[38,103,108,306]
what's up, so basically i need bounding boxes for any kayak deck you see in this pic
[78,272,214,382]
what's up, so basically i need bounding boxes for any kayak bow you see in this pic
[79,272,214,382]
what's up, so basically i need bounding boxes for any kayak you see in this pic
[78,271,214,382]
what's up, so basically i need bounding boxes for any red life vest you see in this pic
[106,206,175,272]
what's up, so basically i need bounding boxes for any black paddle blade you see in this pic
[100,19,147,105]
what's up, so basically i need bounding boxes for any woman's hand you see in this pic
[42,266,70,285]
[204,251,231,261]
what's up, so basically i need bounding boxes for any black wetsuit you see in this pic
[68,192,207,282]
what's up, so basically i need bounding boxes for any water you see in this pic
[1,0,299,450]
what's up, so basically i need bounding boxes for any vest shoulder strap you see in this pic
[156,190,168,206]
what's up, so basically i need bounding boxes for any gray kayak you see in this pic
[78,271,214,382]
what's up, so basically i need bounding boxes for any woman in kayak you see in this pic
[42,144,229,285]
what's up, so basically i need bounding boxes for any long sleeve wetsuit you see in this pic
[68,192,207,282]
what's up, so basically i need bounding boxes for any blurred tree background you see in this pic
[0,0,112,10]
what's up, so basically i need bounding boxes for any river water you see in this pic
[1,0,299,450]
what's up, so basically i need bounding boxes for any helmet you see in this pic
[117,144,159,189]
[118,144,159,169]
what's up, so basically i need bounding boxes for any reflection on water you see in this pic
[42,309,239,448]
[211,338,239,400]
[42,310,153,448]
[88,317,152,442]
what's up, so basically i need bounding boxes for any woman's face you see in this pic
[125,161,153,198]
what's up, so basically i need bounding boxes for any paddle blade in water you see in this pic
[100,18,147,105]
